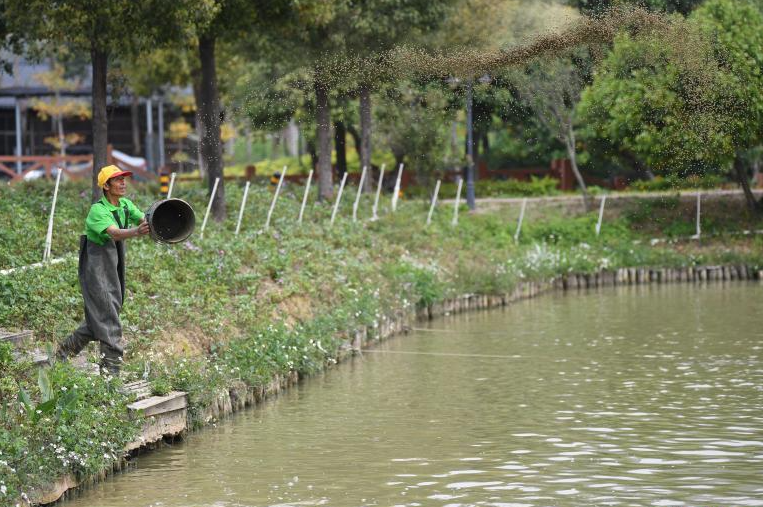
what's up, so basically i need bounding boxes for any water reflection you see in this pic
[66,283,763,507]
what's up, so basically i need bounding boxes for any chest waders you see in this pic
[58,204,129,375]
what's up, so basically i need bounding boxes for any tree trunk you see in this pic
[346,123,361,160]
[130,94,141,156]
[307,137,318,171]
[565,125,591,212]
[198,35,225,221]
[451,121,459,160]
[481,131,489,156]
[192,79,206,179]
[91,47,108,202]
[334,120,347,181]
[56,114,65,157]
[734,154,761,214]
[621,149,654,181]
[314,77,332,201]
[359,86,373,192]
[54,88,66,158]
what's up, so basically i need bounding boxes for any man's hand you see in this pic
[137,218,150,236]
[106,222,150,241]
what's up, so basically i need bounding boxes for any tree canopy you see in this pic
[577,0,763,177]
[567,0,704,16]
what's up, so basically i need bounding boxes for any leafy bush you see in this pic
[383,260,444,308]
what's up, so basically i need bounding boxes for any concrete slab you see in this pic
[122,380,152,401]
[0,329,33,348]
[127,391,187,418]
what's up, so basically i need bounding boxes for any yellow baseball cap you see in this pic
[97,165,133,188]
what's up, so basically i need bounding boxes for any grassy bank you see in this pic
[1,179,761,504]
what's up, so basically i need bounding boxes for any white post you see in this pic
[452,177,463,226]
[235,181,251,236]
[298,169,313,224]
[166,172,177,199]
[43,168,63,262]
[391,163,404,212]
[372,163,385,221]
[694,191,701,239]
[14,99,22,174]
[200,177,220,239]
[352,165,367,222]
[595,194,607,236]
[330,171,349,226]
[426,180,442,226]
[514,198,527,243]
[265,166,287,230]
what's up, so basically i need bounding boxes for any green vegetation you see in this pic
[0,341,138,503]
[1,175,761,503]
[627,174,726,192]
[404,176,561,199]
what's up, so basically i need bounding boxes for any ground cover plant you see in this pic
[0,178,761,504]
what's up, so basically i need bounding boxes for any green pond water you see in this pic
[68,283,763,507]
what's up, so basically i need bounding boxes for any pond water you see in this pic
[67,283,763,507]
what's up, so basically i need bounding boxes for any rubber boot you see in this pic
[99,347,122,377]
[57,323,92,362]
[56,335,83,362]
